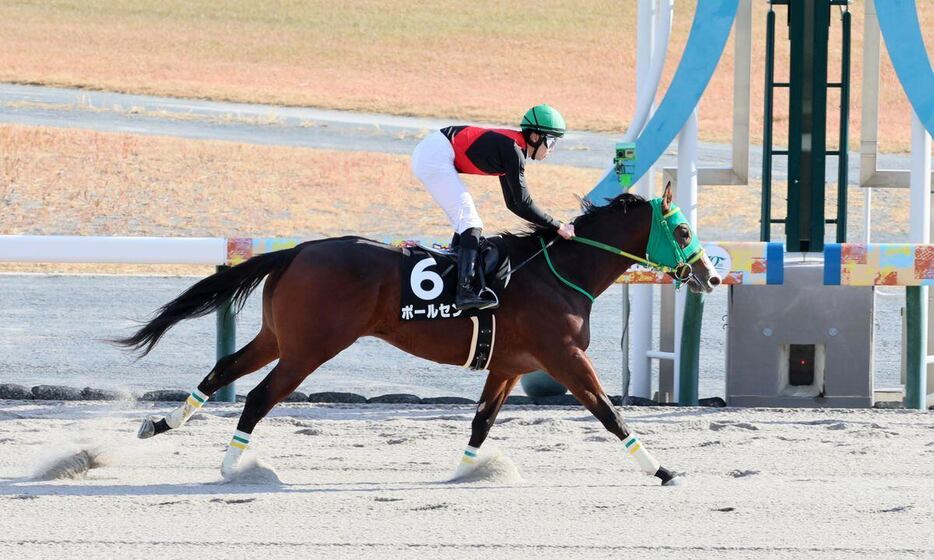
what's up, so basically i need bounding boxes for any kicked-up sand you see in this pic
[0,401,932,559]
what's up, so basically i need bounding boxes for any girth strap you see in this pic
[463,313,496,371]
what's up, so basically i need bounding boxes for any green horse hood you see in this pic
[645,198,704,274]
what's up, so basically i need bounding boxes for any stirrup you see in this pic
[476,287,499,310]
[455,287,497,311]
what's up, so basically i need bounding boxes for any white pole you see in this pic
[0,235,227,265]
[732,0,752,183]
[629,0,661,399]
[673,110,699,403]
[860,0,881,187]
[860,0,880,244]
[909,112,931,245]
[625,0,672,144]
[911,111,933,407]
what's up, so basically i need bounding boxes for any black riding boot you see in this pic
[455,228,497,311]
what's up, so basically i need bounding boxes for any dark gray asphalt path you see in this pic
[0,274,904,399]
[0,83,916,184]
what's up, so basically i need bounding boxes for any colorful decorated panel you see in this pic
[824,243,934,286]
[226,237,307,266]
[617,242,784,285]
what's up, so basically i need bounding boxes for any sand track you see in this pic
[0,401,932,559]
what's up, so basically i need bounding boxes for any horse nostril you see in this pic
[709,276,721,287]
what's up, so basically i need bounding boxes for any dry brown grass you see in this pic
[0,125,599,239]
[0,1,930,151]
[0,124,601,273]
[1,124,913,275]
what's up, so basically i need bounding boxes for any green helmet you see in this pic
[520,104,566,137]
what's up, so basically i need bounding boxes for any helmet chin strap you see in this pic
[526,133,545,159]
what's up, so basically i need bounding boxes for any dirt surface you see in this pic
[1,402,931,560]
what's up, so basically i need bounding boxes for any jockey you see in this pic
[411,104,576,311]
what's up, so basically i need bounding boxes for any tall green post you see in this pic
[764,0,850,251]
[761,6,776,243]
[678,291,704,406]
[786,0,830,253]
[905,286,928,410]
[836,8,851,243]
[214,265,237,403]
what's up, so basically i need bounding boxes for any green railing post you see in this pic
[836,7,851,243]
[214,265,237,403]
[620,284,631,399]
[905,286,928,410]
[761,6,775,243]
[678,290,704,406]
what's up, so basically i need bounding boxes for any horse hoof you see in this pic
[137,416,157,439]
[655,466,684,486]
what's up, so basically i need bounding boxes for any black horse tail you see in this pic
[114,246,303,357]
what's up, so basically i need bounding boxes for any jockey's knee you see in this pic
[456,205,483,234]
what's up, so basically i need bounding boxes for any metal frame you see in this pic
[658,0,751,402]
[860,0,934,191]
[661,0,751,190]
[762,0,849,252]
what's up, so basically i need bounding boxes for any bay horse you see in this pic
[116,183,720,485]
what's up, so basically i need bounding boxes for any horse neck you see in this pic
[549,202,652,298]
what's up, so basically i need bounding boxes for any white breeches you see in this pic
[412,131,484,234]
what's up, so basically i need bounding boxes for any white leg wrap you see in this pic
[221,430,250,477]
[165,389,209,429]
[623,434,660,476]
[452,445,481,479]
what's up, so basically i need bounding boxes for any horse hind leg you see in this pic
[137,326,279,439]
[219,257,379,476]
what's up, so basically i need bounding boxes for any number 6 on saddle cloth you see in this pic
[399,238,509,370]
[399,237,510,322]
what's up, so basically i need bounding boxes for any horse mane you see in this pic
[499,192,648,241]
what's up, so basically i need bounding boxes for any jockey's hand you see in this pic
[557,222,575,240]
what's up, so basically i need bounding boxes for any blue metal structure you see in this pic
[876,1,934,136]
[587,0,739,203]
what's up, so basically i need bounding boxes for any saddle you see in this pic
[420,236,511,292]
[399,236,511,322]
[398,236,509,370]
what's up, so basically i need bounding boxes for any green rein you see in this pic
[541,236,670,303]
[539,206,705,302]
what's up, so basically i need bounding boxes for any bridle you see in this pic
[514,199,705,302]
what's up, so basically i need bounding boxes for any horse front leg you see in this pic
[219,357,314,477]
[545,346,680,486]
[451,371,519,480]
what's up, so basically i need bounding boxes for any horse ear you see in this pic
[662,181,673,212]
